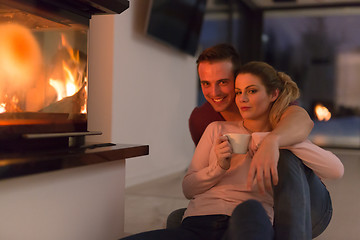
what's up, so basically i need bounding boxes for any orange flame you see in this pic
[81,82,87,114]
[0,103,5,113]
[61,35,80,63]
[315,104,331,121]
[49,34,87,113]
[0,26,87,114]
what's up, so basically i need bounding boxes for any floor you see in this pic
[124,170,189,236]
[124,148,360,239]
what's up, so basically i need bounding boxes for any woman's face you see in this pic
[235,73,278,121]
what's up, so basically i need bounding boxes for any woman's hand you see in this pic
[247,134,280,194]
[215,135,233,170]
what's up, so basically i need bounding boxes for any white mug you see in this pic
[223,133,251,154]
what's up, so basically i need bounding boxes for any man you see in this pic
[189,43,243,145]
[181,43,332,239]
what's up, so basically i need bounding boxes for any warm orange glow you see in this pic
[0,24,41,87]
[48,34,87,113]
[61,34,80,63]
[315,104,331,121]
[0,103,6,113]
[49,78,64,101]
[64,63,77,96]
[49,62,82,101]
[0,95,21,113]
[0,25,87,114]
[81,80,88,114]
[0,23,42,112]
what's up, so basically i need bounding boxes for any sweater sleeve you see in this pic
[251,132,344,180]
[182,122,227,199]
[286,140,344,179]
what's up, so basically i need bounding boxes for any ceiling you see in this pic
[244,0,360,9]
[208,0,360,11]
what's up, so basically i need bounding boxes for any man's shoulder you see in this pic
[190,102,223,120]
[188,102,224,145]
[191,101,213,111]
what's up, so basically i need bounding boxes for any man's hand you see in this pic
[215,135,232,170]
[247,134,280,194]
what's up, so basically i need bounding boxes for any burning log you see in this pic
[40,82,87,116]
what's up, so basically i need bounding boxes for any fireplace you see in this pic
[309,100,360,149]
[0,0,129,151]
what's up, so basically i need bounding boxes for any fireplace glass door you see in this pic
[0,2,88,145]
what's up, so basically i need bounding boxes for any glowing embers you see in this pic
[314,103,331,121]
[0,103,5,113]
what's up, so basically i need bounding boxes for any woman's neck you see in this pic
[220,104,243,122]
[243,118,272,133]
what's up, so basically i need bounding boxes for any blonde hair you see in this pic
[235,61,300,128]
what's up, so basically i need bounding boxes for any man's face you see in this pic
[198,60,236,113]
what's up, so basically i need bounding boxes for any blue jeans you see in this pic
[119,200,273,240]
[273,150,333,240]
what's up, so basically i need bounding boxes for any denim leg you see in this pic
[273,150,333,240]
[223,200,274,240]
[308,169,333,238]
[118,228,198,240]
[166,208,187,229]
[273,150,312,240]
[121,215,230,240]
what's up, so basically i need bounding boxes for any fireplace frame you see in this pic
[0,0,129,26]
[0,0,129,152]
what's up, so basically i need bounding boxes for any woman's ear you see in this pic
[270,89,279,102]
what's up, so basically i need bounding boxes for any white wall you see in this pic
[336,51,360,109]
[0,161,126,240]
[88,0,197,187]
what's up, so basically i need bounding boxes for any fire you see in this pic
[0,103,5,113]
[0,95,21,113]
[49,78,64,101]
[61,35,80,64]
[49,61,78,101]
[48,34,87,113]
[81,82,88,114]
[315,104,331,121]
[0,24,87,114]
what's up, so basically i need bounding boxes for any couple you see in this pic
[121,45,344,240]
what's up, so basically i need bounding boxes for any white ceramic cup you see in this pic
[223,133,251,154]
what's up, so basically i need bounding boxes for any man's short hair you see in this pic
[196,43,241,75]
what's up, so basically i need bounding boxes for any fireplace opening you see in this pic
[0,23,88,118]
[0,0,128,151]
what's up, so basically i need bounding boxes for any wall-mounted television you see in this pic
[145,0,207,56]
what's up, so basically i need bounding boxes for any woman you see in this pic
[120,62,344,240]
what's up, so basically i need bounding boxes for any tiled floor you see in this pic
[124,149,360,239]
